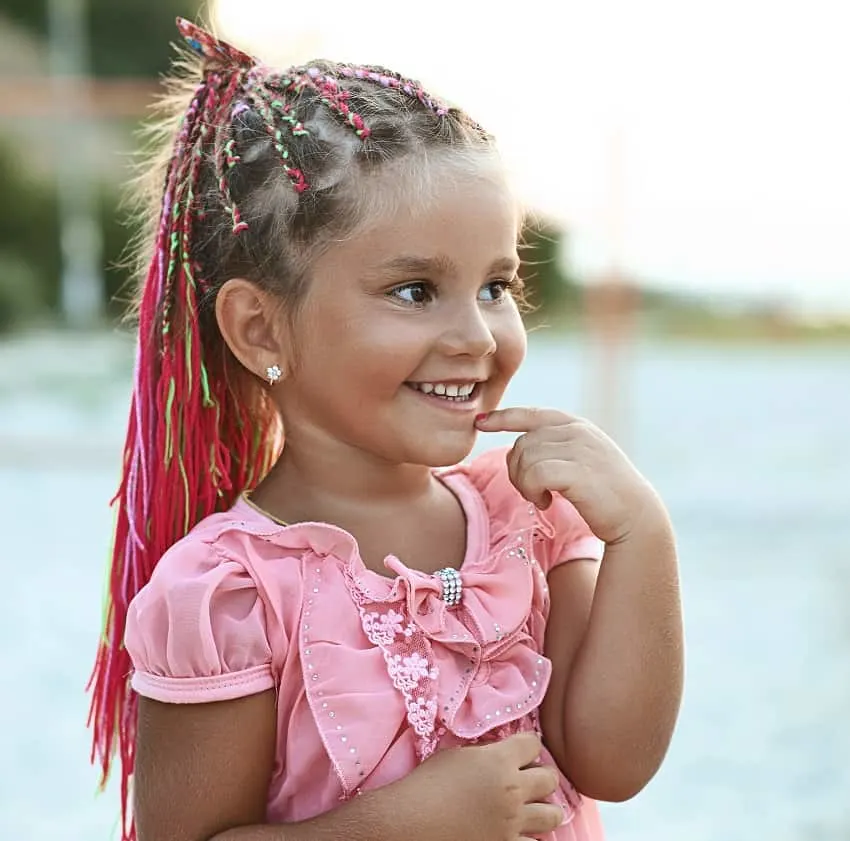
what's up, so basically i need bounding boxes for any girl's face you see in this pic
[278,169,527,468]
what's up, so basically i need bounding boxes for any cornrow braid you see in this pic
[248,87,311,193]
[210,70,252,233]
[282,67,373,139]
[338,64,450,116]
[89,19,500,841]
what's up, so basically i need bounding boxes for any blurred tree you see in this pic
[0,139,132,332]
[0,1,200,329]
[100,189,138,321]
[519,220,581,327]
[0,141,60,330]
[2,0,203,77]
[0,2,581,331]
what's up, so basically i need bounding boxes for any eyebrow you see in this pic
[375,255,520,276]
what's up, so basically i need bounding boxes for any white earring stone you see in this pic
[266,364,282,386]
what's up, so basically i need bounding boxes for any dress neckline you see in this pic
[233,466,491,583]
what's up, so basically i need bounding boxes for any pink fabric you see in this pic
[125,446,606,839]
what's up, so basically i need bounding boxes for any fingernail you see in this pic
[475,413,489,423]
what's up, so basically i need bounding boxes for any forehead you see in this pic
[359,151,520,226]
[332,176,521,277]
[333,154,522,262]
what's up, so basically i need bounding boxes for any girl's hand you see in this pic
[476,408,666,545]
[391,732,563,841]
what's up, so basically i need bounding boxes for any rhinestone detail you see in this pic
[436,566,462,606]
[302,561,367,788]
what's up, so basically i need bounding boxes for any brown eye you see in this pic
[391,282,433,305]
[479,279,512,302]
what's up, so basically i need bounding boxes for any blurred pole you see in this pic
[48,0,103,328]
[584,126,637,445]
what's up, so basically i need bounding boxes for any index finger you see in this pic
[475,406,576,433]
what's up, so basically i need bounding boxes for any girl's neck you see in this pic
[251,438,441,527]
[246,431,470,575]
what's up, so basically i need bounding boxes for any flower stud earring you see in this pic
[266,364,282,386]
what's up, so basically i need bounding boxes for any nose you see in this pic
[436,301,497,358]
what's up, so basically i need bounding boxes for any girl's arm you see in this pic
[540,515,683,802]
[134,691,564,841]
[474,407,684,802]
[136,691,409,841]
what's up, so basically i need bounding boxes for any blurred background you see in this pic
[1,1,848,839]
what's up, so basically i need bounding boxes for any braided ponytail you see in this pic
[87,27,280,841]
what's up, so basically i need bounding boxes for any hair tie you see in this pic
[176,17,256,72]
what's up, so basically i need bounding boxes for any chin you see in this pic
[403,432,477,469]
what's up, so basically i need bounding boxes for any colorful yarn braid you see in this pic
[249,90,311,193]
[86,25,279,841]
[176,15,255,70]
[338,64,451,117]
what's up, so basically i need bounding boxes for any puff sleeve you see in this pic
[535,491,605,573]
[124,536,274,704]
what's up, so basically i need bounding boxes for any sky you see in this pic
[211,0,850,313]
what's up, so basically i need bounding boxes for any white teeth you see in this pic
[410,381,478,401]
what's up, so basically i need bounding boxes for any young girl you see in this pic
[88,18,683,841]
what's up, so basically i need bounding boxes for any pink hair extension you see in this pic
[87,60,279,841]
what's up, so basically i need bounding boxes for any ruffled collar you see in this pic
[226,464,497,590]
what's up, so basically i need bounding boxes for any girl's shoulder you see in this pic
[147,498,351,584]
[124,502,327,704]
[142,503,302,586]
[132,500,364,637]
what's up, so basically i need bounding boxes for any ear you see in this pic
[215,278,288,382]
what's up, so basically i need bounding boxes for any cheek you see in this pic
[288,307,415,388]
[495,312,528,378]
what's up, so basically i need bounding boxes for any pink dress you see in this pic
[125,447,606,840]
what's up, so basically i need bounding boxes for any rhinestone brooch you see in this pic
[436,567,462,607]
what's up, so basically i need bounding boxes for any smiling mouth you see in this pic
[405,381,482,403]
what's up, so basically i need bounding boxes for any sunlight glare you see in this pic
[210,0,850,310]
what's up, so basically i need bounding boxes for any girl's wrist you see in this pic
[605,500,674,555]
